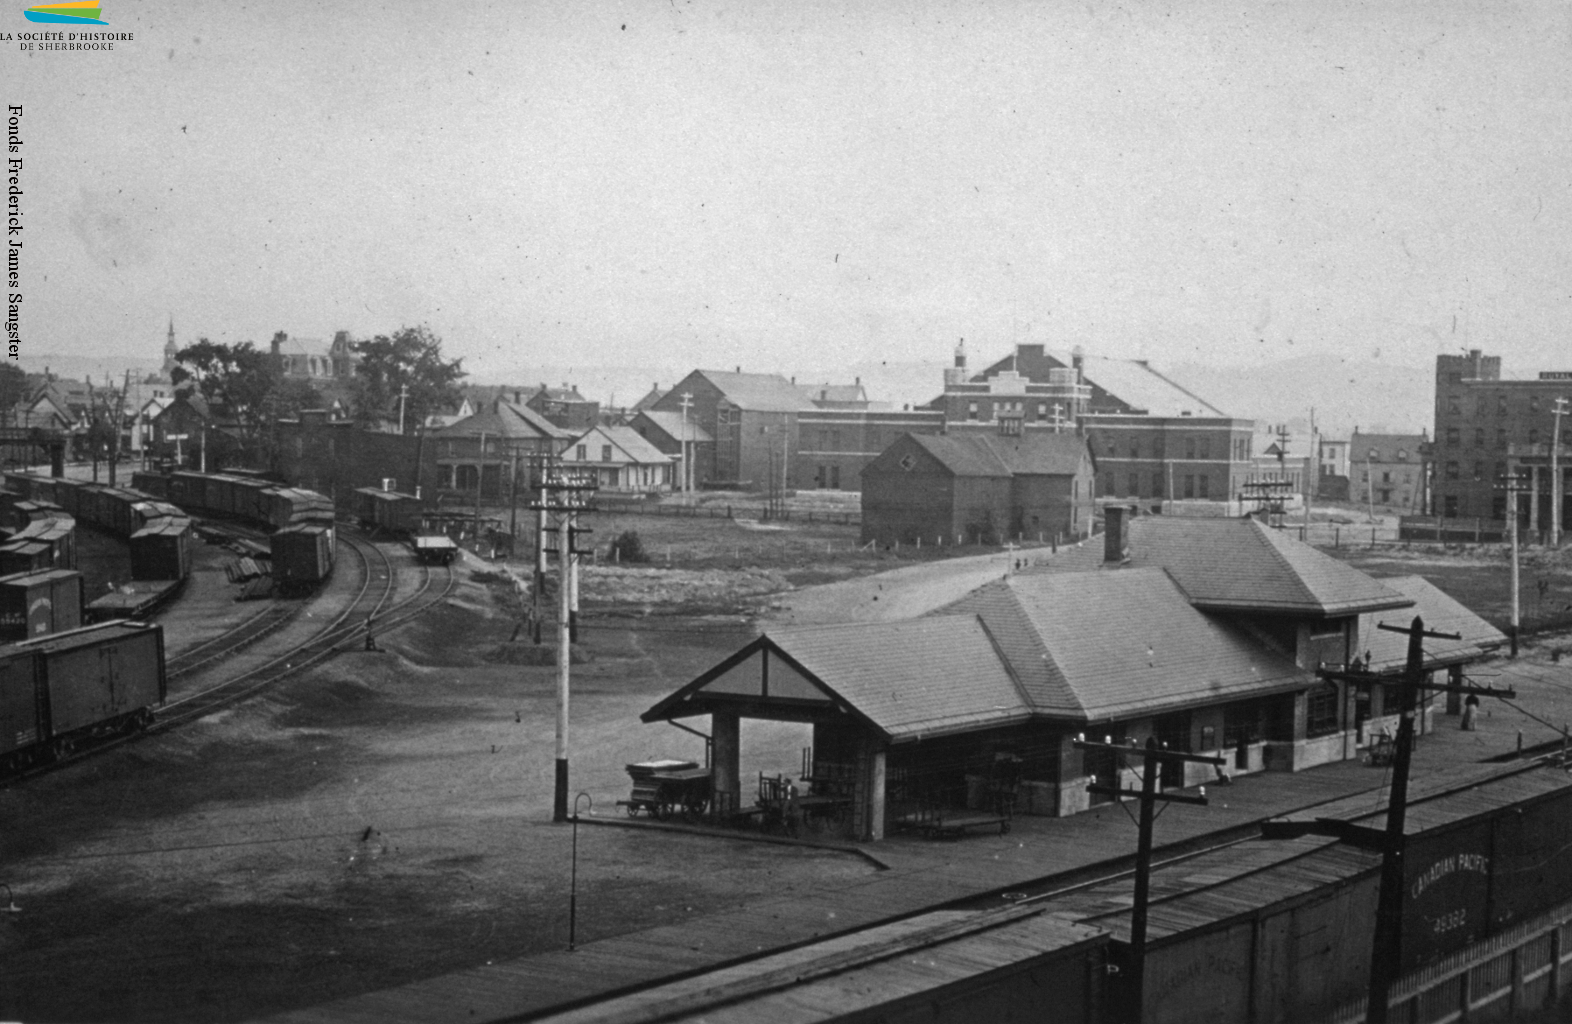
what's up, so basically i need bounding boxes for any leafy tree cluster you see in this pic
[171,337,320,466]
[349,325,466,434]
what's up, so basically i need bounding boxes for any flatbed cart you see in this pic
[618,760,713,819]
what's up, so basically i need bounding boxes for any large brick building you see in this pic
[1432,349,1572,531]
[932,342,1256,508]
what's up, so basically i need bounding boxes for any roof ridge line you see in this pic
[971,611,1036,713]
[1244,518,1321,607]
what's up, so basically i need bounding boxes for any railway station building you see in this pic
[643,511,1504,841]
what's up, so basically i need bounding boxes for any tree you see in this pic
[350,325,466,434]
[170,339,283,464]
[0,363,26,426]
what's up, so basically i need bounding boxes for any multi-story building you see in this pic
[932,342,1255,508]
[1432,349,1572,531]
[525,385,601,433]
[1348,430,1429,513]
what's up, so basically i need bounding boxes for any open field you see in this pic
[1328,541,1572,635]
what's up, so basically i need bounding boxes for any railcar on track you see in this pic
[0,620,166,774]
[352,486,456,565]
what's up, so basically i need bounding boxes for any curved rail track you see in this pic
[4,529,459,782]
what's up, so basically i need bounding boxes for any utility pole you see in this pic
[1498,471,1529,657]
[398,382,410,436]
[1304,409,1315,536]
[1265,619,1513,1024]
[473,430,486,549]
[1553,396,1568,548]
[1074,736,1226,1024]
[678,392,693,493]
[528,459,597,823]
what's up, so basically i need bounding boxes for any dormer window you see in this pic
[1368,448,1380,460]
[1397,449,1407,460]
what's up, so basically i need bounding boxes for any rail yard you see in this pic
[0,472,1570,1024]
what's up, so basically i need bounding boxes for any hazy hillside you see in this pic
[1157,356,1433,437]
[21,349,1436,438]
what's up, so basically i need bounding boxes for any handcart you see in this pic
[618,760,713,819]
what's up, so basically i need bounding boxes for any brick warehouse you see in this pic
[1432,349,1572,532]
[860,429,1096,546]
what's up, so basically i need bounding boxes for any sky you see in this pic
[6,0,1571,387]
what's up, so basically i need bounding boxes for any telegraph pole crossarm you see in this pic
[526,464,599,824]
[1073,736,1226,1024]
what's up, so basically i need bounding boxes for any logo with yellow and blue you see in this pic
[24,1,106,24]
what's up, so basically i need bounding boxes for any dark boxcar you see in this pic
[0,651,41,770]
[271,523,335,593]
[34,621,166,739]
[50,478,85,518]
[0,540,53,576]
[130,471,171,500]
[0,569,84,641]
[11,515,77,571]
[131,500,185,533]
[168,471,204,510]
[231,478,269,522]
[130,519,192,581]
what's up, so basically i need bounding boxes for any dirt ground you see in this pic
[6,495,1569,1024]
[0,554,868,1024]
[1327,540,1572,634]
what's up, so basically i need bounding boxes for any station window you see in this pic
[1306,685,1340,737]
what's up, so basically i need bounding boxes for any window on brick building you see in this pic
[1445,461,1459,480]
[1493,495,1507,520]
[1198,474,1210,498]
[1107,438,1118,457]
[1531,396,1541,413]
[1446,428,1460,445]
[1037,403,1047,420]
[1477,397,1487,416]
[1472,462,1483,481]
[1183,474,1195,498]
[1128,473,1140,496]
[1185,437,1196,459]
[1496,461,1506,481]
[1129,441,1140,459]
[1474,429,1485,447]
[1153,471,1164,496]
[1444,495,1459,517]
[968,402,978,421]
[1498,394,1508,415]
[1498,429,1508,448]
[1448,397,1461,415]
[1200,437,1211,459]
[1530,428,1541,445]
[1104,473,1115,496]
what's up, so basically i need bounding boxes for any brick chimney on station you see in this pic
[1104,504,1136,564]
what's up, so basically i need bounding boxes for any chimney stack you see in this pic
[1104,504,1136,564]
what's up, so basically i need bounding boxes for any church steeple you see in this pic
[161,315,179,377]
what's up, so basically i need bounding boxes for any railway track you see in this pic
[5,530,459,782]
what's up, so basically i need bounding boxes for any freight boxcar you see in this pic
[5,513,77,572]
[130,519,192,581]
[0,620,166,770]
[270,522,335,594]
[353,487,424,535]
[0,568,83,641]
[129,470,171,500]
